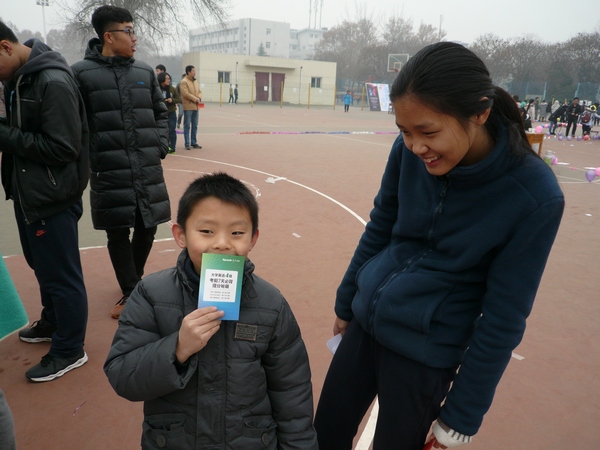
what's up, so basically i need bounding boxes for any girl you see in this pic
[157,72,181,153]
[314,42,564,450]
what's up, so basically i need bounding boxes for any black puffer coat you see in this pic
[71,39,170,229]
[104,250,318,450]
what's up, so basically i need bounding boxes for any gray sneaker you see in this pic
[19,318,57,343]
[26,351,88,382]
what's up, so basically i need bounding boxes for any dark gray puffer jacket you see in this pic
[104,250,318,450]
[71,39,170,229]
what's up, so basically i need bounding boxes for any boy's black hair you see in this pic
[177,172,259,234]
[91,5,133,45]
[0,21,18,43]
[185,65,195,75]
[155,64,166,72]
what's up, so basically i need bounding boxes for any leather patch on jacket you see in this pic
[234,323,258,341]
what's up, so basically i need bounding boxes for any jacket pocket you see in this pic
[242,415,277,449]
[141,413,187,449]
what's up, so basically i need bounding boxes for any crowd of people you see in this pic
[513,95,600,137]
[1,7,568,450]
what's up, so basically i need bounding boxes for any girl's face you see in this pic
[393,96,492,176]
[162,75,171,86]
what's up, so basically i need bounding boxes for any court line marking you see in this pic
[168,156,368,226]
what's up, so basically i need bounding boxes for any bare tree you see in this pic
[54,0,230,54]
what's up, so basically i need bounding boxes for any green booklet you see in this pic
[198,253,244,320]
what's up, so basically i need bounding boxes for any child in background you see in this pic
[314,42,564,450]
[104,172,317,449]
[343,90,352,112]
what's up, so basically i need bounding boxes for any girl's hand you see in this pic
[425,436,447,449]
[333,317,349,336]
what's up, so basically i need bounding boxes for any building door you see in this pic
[271,73,285,102]
[255,72,269,101]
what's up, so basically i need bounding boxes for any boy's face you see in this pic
[172,196,258,274]
[102,22,137,58]
[0,39,20,82]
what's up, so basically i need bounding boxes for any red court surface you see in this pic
[1,104,599,449]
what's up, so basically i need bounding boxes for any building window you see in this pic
[218,71,231,83]
[266,28,271,35]
[311,77,322,88]
[266,42,271,49]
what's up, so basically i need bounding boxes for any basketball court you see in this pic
[1,103,598,448]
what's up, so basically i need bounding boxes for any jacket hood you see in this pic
[14,39,73,79]
[84,37,134,66]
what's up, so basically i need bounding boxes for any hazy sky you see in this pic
[2,0,599,45]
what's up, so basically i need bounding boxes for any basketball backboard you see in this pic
[387,54,410,72]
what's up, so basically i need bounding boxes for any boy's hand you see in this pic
[176,306,224,363]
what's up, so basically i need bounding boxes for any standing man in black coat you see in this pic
[0,21,89,381]
[72,5,170,319]
[565,97,582,137]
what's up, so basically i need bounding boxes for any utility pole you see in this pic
[36,0,50,43]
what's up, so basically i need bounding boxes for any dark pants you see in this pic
[582,124,591,135]
[314,320,456,450]
[229,94,234,103]
[549,119,558,134]
[566,118,578,136]
[167,111,177,149]
[106,208,157,297]
[14,199,88,359]
[344,104,350,112]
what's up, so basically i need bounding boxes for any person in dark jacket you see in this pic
[157,71,181,153]
[565,97,582,137]
[71,5,170,319]
[104,172,318,449]
[548,103,568,135]
[0,21,89,382]
[314,42,564,449]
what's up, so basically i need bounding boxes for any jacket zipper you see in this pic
[369,178,449,334]
[12,75,32,224]
[47,167,57,186]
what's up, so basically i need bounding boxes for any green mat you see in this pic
[0,254,28,341]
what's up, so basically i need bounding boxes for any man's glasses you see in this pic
[107,28,135,37]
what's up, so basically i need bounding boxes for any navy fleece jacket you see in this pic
[335,128,564,436]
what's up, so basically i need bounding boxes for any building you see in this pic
[190,19,291,58]
[189,18,326,60]
[181,51,336,106]
[289,28,325,60]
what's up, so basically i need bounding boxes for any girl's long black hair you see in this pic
[390,42,536,158]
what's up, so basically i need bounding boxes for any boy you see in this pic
[104,172,318,449]
[0,20,89,381]
[71,6,170,319]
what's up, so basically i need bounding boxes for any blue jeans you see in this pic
[167,111,177,149]
[14,199,88,359]
[183,109,198,147]
[177,103,183,127]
